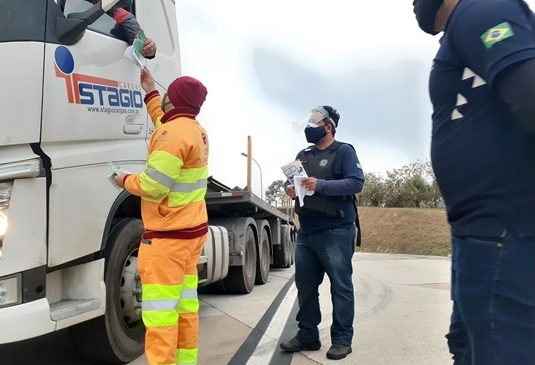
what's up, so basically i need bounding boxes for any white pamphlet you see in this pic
[107,162,132,190]
[123,30,147,68]
[281,160,313,207]
[281,160,307,182]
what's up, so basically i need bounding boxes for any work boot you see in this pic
[326,344,352,360]
[279,337,321,352]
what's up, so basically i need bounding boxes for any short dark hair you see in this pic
[322,105,339,135]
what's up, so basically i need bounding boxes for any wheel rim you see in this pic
[119,249,142,327]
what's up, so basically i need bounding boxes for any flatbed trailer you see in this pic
[199,177,295,294]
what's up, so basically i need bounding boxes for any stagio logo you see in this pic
[54,46,143,110]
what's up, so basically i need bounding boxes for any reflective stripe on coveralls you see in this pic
[138,151,208,206]
[139,237,204,365]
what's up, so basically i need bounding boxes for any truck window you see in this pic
[62,0,128,42]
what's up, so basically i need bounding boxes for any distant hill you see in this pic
[358,207,450,256]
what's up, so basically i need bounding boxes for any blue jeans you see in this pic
[446,234,535,365]
[294,225,356,346]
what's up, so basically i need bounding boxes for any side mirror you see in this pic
[56,0,120,45]
[56,17,87,45]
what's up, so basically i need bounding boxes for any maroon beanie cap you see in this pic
[167,76,208,115]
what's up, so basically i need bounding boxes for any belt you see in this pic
[141,222,208,240]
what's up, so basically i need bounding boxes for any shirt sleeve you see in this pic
[144,90,164,129]
[124,127,184,199]
[316,144,365,196]
[111,7,140,45]
[449,0,535,85]
[496,58,535,133]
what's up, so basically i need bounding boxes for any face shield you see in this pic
[292,106,335,131]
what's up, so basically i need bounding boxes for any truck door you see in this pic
[136,0,181,137]
[41,0,150,266]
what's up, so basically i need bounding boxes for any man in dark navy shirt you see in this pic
[279,106,365,360]
[413,0,535,363]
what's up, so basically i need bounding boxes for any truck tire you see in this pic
[273,224,291,268]
[283,232,292,269]
[224,225,257,294]
[255,224,270,285]
[71,218,145,364]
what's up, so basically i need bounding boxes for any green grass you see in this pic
[358,206,451,256]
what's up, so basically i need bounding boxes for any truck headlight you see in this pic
[0,274,21,308]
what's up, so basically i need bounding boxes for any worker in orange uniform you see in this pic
[115,67,209,365]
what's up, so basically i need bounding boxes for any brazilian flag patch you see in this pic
[481,22,514,49]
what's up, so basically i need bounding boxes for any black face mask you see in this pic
[305,126,327,144]
[413,0,444,35]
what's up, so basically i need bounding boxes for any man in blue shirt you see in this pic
[279,105,365,360]
[413,0,535,363]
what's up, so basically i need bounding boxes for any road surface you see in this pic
[0,253,453,365]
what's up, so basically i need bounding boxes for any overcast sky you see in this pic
[175,1,535,196]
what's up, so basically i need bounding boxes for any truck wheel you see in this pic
[71,218,145,364]
[273,225,291,268]
[224,225,257,294]
[283,236,292,269]
[255,226,270,285]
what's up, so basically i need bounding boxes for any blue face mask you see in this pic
[305,126,327,143]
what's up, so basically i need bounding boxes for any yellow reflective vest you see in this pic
[125,91,209,235]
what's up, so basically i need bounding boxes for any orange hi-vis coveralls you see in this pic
[124,90,209,365]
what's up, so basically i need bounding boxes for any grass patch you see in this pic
[358,207,451,256]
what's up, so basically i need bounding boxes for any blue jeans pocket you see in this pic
[457,236,503,247]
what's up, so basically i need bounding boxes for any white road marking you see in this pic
[246,283,298,365]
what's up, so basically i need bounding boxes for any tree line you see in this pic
[358,160,443,208]
[264,160,443,209]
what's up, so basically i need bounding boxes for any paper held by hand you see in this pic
[124,42,144,68]
[281,160,307,183]
[107,162,132,190]
[108,162,131,176]
[123,30,147,68]
[293,175,314,207]
[281,159,313,207]
[106,173,122,190]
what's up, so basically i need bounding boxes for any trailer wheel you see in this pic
[224,225,257,294]
[255,226,270,285]
[71,218,145,364]
[273,225,292,268]
[284,238,292,269]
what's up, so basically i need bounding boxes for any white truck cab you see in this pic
[0,1,184,362]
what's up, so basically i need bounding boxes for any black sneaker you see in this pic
[326,344,352,360]
[279,337,321,352]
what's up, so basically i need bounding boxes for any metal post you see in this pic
[246,136,252,192]
[241,151,264,199]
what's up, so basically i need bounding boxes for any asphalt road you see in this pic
[0,253,453,365]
